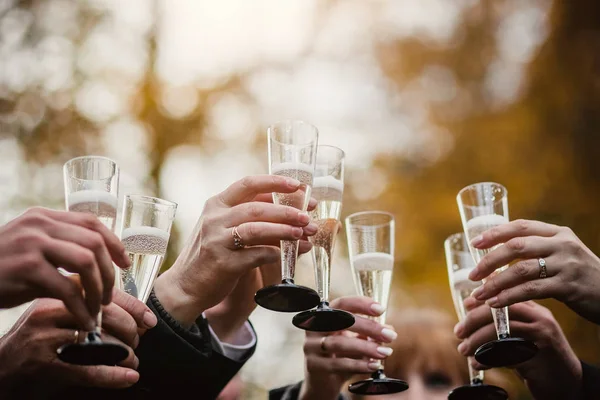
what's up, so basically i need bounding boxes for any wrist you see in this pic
[204,307,248,344]
[153,269,212,328]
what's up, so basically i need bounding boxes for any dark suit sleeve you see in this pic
[269,382,346,400]
[580,361,600,400]
[51,290,256,400]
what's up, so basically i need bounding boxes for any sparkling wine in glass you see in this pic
[292,146,354,331]
[254,120,321,312]
[457,182,537,367]
[346,211,408,395]
[57,155,129,366]
[119,195,177,303]
[445,233,508,400]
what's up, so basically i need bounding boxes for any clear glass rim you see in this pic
[126,194,178,209]
[457,181,507,199]
[64,155,119,180]
[268,119,318,146]
[317,144,345,160]
[345,210,394,228]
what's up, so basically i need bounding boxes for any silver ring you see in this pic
[232,226,245,250]
[74,329,80,344]
[538,258,547,279]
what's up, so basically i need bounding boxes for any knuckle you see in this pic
[506,237,526,254]
[486,226,501,242]
[522,281,538,296]
[246,223,259,239]
[514,219,530,232]
[87,232,105,250]
[240,176,255,190]
[247,204,264,219]
[75,249,96,267]
[512,261,529,277]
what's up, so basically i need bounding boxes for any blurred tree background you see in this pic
[1,0,600,398]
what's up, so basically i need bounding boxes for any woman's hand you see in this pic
[153,175,318,328]
[467,219,600,325]
[0,207,131,330]
[0,288,155,396]
[455,297,582,400]
[299,296,398,400]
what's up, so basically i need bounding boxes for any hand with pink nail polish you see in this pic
[467,219,600,325]
[297,295,396,400]
[456,297,581,400]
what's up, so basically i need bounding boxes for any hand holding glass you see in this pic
[444,233,508,400]
[457,182,537,367]
[346,211,408,395]
[292,145,354,331]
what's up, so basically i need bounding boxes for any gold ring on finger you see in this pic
[232,226,245,250]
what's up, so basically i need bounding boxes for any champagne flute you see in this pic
[292,146,355,331]
[255,120,321,312]
[457,182,537,367]
[444,233,508,400]
[346,211,408,395]
[57,155,129,366]
[118,195,177,303]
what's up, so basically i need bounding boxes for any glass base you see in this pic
[254,279,320,312]
[292,302,355,332]
[448,383,508,400]
[57,332,129,366]
[348,369,409,395]
[474,337,538,367]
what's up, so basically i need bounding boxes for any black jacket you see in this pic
[50,290,255,400]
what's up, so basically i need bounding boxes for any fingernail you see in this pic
[471,286,484,299]
[471,235,484,247]
[370,303,385,315]
[469,268,480,281]
[287,178,301,188]
[381,328,397,341]
[126,371,140,384]
[298,212,310,224]
[304,223,318,235]
[368,362,380,371]
[309,197,317,208]
[292,227,304,238]
[143,310,157,328]
[486,297,499,307]
[458,342,468,355]
[377,346,394,357]
[454,322,464,337]
[133,355,140,369]
[123,251,131,267]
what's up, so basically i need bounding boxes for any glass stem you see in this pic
[281,240,299,281]
[468,357,484,384]
[491,306,511,339]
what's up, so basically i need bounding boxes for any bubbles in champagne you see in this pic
[121,226,170,255]
[67,190,118,230]
[466,214,509,237]
[351,252,394,323]
[121,227,170,302]
[271,162,314,211]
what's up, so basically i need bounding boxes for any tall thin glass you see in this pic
[346,211,408,395]
[444,233,508,400]
[292,146,354,331]
[255,120,321,312]
[457,182,537,367]
[119,195,177,303]
[57,155,129,366]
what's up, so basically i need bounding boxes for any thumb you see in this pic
[65,365,140,389]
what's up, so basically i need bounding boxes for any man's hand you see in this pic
[0,207,131,330]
